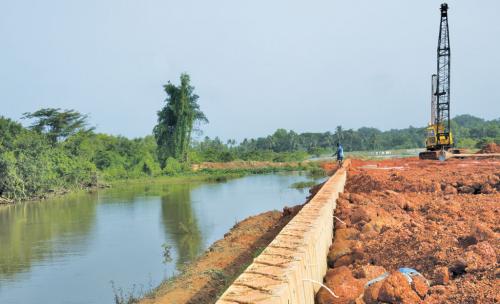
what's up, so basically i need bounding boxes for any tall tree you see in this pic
[154,73,208,166]
[22,108,93,144]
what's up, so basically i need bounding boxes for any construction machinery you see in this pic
[419,3,461,160]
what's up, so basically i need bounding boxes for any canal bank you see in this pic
[138,180,326,304]
[0,161,316,205]
[138,163,346,304]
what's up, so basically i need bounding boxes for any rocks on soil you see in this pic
[316,158,500,304]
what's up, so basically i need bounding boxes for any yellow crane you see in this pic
[419,3,461,160]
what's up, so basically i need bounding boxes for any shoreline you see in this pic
[0,162,318,205]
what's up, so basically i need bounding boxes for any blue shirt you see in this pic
[337,145,344,158]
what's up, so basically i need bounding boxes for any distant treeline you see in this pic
[0,112,498,201]
[192,114,500,161]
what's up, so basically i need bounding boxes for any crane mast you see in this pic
[435,3,451,139]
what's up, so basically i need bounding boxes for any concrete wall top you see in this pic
[216,160,350,304]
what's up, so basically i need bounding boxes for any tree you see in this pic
[335,125,344,144]
[0,117,25,153]
[22,108,93,144]
[153,73,208,167]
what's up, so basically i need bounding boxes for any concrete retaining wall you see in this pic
[216,160,350,304]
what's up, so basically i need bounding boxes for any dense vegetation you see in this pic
[1,71,498,201]
[0,115,160,200]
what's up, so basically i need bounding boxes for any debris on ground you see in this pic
[0,196,14,204]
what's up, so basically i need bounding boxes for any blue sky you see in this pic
[1,1,499,140]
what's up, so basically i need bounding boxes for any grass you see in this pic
[252,246,267,258]
[290,181,317,189]
[203,269,230,285]
[107,171,243,187]
[306,166,327,178]
[111,281,151,304]
[107,163,314,187]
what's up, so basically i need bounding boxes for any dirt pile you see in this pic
[321,162,342,175]
[191,160,301,171]
[317,158,500,304]
[478,143,500,154]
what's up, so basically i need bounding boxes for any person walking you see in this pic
[335,143,344,166]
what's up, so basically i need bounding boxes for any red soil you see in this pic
[191,161,302,171]
[317,158,500,304]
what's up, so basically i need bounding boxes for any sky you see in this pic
[1,1,499,141]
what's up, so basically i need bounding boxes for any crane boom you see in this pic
[431,74,437,124]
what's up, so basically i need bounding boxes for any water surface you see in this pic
[0,173,315,304]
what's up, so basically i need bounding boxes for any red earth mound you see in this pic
[478,143,500,154]
[317,158,500,304]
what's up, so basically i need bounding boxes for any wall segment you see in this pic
[217,160,350,304]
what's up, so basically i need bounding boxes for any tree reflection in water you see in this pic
[0,192,97,280]
[160,184,203,268]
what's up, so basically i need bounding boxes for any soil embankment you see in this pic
[191,160,304,171]
[317,158,500,303]
[141,202,315,304]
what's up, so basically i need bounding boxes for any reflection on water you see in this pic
[0,193,97,281]
[160,185,203,267]
[99,182,204,268]
[0,173,313,304]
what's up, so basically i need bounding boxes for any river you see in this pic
[0,172,316,304]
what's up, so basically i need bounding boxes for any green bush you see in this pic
[163,157,183,175]
[219,151,235,162]
[290,181,316,189]
[102,166,130,180]
[0,152,25,199]
[49,149,97,187]
[475,137,500,148]
[187,150,203,164]
[456,138,477,149]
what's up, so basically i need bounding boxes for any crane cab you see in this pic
[419,123,460,160]
[425,123,453,150]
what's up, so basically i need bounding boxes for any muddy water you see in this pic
[0,173,316,304]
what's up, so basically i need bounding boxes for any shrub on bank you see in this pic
[163,157,184,175]
[0,119,98,200]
